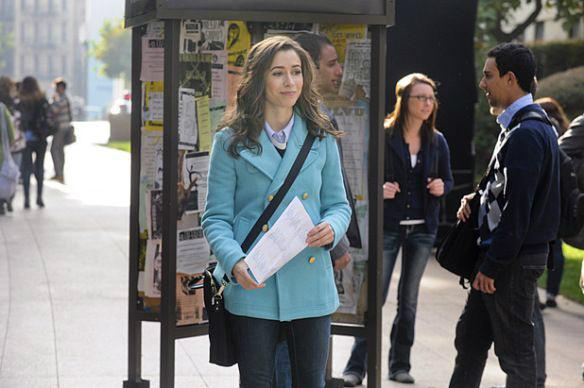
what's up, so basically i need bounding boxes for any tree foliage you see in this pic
[90,19,131,81]
[476,0,584,47]
[0,23,13,73]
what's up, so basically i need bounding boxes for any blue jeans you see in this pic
[230,313,331,388]
[343,225,435,379]
[449,251,547,388]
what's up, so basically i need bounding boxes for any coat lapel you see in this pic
[388,131,406,168]
[267,113,319,193]
[239,129,280,180]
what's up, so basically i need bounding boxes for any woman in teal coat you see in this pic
[202,36,351,387]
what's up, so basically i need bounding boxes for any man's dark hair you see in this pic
[487,43,536,93]
[53,77,67,89]
[293,32,334,68]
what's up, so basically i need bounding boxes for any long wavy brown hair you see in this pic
[19,76,45,102]
[220,35,337,157]
[384,73,438,142]
[534,97,570,136]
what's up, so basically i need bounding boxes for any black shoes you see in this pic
[36,198,45,208]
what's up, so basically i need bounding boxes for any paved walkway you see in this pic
[0,122,582,388]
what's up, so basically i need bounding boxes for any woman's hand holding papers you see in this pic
[306,222,334,247]
[233,259,265,290]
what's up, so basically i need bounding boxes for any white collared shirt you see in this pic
[264,115,295,146]
[497,93,534,130]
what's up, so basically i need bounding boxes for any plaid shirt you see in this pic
[51,94,72,130]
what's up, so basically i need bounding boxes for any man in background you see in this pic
[50,77,72,184]
[271,32,362,388]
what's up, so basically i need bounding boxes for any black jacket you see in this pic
[480,104,561,278]
[383,125,454,235]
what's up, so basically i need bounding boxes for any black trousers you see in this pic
[449,250,547,388]
[21,140,47,202]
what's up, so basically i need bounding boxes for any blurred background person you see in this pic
[535,96,571,309]
[50,77,73,184]
[16,76,52,209]
[0,76,25,212]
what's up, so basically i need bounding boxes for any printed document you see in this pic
[245,197,314,284]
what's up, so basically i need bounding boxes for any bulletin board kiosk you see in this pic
[124,1,394,387]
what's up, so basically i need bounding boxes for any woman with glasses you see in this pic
[343,73,453,386]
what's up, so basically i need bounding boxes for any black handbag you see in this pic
[200,133,316,367]
[435,193,480,282]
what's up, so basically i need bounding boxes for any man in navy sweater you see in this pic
[449,43,560,388]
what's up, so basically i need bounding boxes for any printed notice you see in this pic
[245,197,315,284]
[140,37,164,82]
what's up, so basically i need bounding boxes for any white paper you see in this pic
[203,50,228,102]
[200,20,227,51]
[140,129,163,189]
[145,21,165,38]
[245,197,315,284]
[181,151,209,214]
[177,227,210,273]
[180,20,202,54]
[178,87,198,150]
[140,37,164,81]
[339,40,371,100]
[144,240,162,297]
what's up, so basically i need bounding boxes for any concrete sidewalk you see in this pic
[0,122,582,388]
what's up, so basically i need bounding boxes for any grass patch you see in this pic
[538,243,584,304]
[105,141,131,153]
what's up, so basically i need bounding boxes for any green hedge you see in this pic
[536,66,584,119]
[529,39,584,79]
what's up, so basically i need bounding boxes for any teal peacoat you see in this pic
[202,113,351,321]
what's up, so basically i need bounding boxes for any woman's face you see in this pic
[264,49,303,112]
[406,83,435,122]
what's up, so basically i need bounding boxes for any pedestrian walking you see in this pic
[450,43,560,388]
[0,101,18,215]
[342,73,453,386]
[0,76,25,212]
[201,36,351,388]
[49,77,73,184]
[16,76,53,209]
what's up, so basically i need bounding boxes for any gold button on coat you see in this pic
[308,257,316,264]
[302,192,309,200]
[267,195,274,201]
[262,224,269,232]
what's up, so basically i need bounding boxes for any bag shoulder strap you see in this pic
[241,133,316,253]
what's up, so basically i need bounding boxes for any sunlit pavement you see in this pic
[0,121,582,387]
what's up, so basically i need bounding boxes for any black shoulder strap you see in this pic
[241,133,316,252]
[509,109,552,129]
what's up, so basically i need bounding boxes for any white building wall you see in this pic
[8,0,87,99]
[508,1,584,43]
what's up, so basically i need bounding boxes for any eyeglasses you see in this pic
[409,95,437,103]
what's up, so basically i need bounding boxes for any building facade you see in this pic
[511,2,584,43]
[0,0,87,104]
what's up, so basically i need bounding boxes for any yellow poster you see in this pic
[226,21,251,67]
[196,96,212,151]
[142,81,164,131]
[319,24,367,64]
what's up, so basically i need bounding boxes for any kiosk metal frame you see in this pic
[124,1,392,386]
